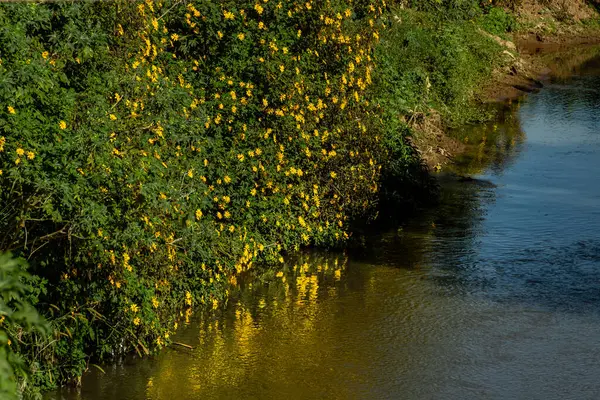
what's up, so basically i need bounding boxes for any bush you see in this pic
[376,8,501,126]
[480,6,517,35]
[0,0,388,387]
[402,0,484,20]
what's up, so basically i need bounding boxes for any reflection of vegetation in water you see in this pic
[540,45,600,80]
[447,50,600,179]
[449,104,526,176]
[144,253,350,399]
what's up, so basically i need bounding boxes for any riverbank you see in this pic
[51,52,600,398]
[397,0,600,171]
[1,1,599,398]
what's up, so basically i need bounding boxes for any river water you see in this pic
[52,52,600,400]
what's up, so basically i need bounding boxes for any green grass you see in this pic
[376,8,503,127]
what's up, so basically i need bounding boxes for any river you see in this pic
[50,50,600,400]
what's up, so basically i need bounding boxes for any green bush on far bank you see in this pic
[376,7,502,126]
[369,4,506,214]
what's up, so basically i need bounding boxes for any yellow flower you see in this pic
[237,33,245,41]
[152,297,159,308]
[7,106,15,114]
[42,51,49,59]
[171,33,179,41]
[130,303,139,312]
[330,171,337,178]
[16,148,24,156]
[133,317,140,326]
[217,31,224,39]
[27,151,35,160]
[109,114,117,120]
[223,10,235,20]
[195,209,203,220]
[187,169,194,178]
[223,175,231,184]
[254,3,264,14]
[59,120,67,130]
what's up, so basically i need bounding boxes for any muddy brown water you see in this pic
[50,53,600,400]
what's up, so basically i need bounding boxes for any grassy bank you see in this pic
[0,0,598,397]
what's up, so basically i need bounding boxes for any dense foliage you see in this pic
[0,0,538,395]
[0,254,49,399]
[0,0,395,392]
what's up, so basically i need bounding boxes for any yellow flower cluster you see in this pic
[91,0,386,343]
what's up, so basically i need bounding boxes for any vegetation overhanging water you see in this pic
[50,48,600,399]
[1,0,600,397]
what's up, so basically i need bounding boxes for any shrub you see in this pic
[0,0,388,387]
[480,6,517,35]
[376,8,501,126]
[401,0,484,20]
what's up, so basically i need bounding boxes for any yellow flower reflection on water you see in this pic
[144,252,350,399]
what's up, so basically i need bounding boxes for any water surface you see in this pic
[52,53,600,400]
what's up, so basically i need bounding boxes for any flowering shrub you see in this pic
[0,0,389,387]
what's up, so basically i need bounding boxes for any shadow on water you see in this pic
[50,49,600,400]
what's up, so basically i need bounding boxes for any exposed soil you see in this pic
[406,111,466,172]
[480,0,600,103]
[515,0,597,23]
